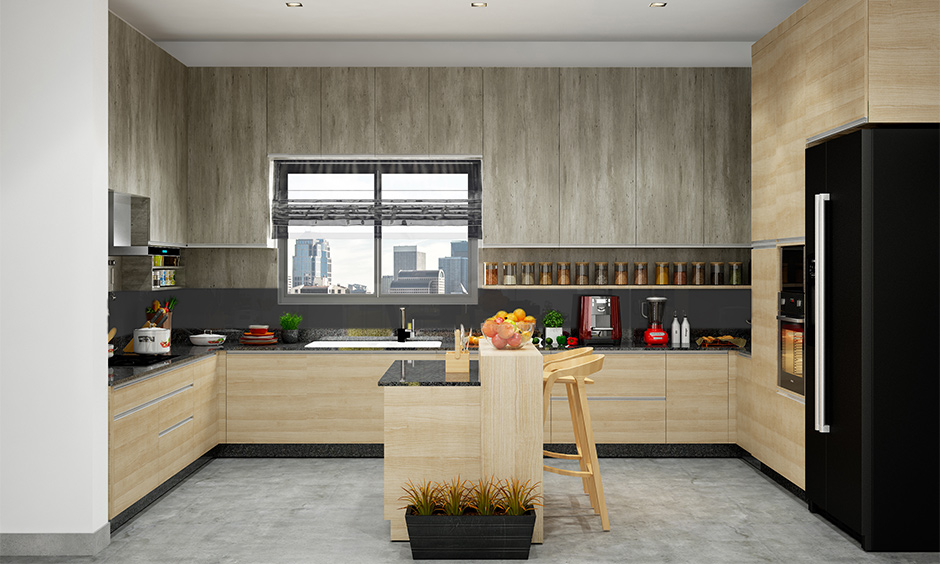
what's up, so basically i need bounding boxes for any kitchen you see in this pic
[1,0,938,561]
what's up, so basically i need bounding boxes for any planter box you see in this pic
[405,510,536,560]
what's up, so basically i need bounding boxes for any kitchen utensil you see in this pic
[641,296,669,346]
[248,325,269,335]
[189,333,227,346]
[108,327,117,342]
[123,315,163,353]
[133,327,171,354]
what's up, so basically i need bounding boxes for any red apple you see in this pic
[492,334,507,349]
[507,332,523,348]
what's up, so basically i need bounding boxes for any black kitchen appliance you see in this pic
[805,126,939,551]
[777,246,805,395]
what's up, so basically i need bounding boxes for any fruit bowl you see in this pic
[480,320,535,350]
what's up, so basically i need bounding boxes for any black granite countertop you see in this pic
[108,344,220,388]
[378,359,480,386]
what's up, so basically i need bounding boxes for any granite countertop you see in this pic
[378,360,480,386]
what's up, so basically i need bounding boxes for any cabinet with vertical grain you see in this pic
[266,68,321,156]
[429,68,483,155]
[559,68,637,246]
[482,68,560,246]
[375,68,429,155]
[187,67,268,245]
[321,67,375,155]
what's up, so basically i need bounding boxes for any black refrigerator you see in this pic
[805,126,939,552]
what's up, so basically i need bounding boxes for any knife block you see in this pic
[444,351,469,373]
[146,311,172,330]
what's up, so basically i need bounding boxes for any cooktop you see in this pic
[108,354,179,367]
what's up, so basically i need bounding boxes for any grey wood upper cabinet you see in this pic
[321,67,375,155]
[108,14,187,245]
[375,68,429,155]
[704,68,751,245]
[559,68,637,246]
[636,68,706,245]
[482,68,560,246]
[429,68,483,155]
[266,68,320,156]
[187,67,268,245]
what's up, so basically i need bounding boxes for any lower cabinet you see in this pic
[665,354,730,443]
[109,355,219,520]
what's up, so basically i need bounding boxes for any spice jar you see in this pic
[557,262,571,285]
[594,262,609,285]
[655,262,670,285]
[575,262,591,285]
[539,262,554,285]
[729,262,744,286]
[614,262,630,285]
[484,262,499,286]
[502,262,518,285]
[710,262,724,285]
[673,262,688,285]
[691,262,706,285]
[634,262,648,285]
[520,262,536,285]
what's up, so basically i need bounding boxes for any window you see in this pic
[272,159,481,305]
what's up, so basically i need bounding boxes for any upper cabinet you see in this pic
[559,68,637,246]
[266,68,321,156]
[482,68,560,247]
[187,68,268,246]
[321,67,375,155]
[751,0,939,241]
[108,14,187,245]
[429,68,483,155]
[376,68,430,155]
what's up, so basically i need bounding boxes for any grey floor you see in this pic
[5,458,938,564]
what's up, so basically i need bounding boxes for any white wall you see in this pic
[1,0,109,540]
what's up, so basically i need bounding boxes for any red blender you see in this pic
[641,297,669,346]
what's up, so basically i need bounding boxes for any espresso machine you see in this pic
[578,295,622,346]
[641,296,669,346]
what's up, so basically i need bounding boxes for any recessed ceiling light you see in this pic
[286,2,303,7]
[471,2,487,7]
[650,2,667,6]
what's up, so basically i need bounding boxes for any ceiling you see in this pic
[109,0,808,66]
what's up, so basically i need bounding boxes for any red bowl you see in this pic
[249,325,269,335]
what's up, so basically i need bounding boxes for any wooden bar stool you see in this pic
[542,354,610,531]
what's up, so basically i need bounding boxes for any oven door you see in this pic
[777,315,804,395]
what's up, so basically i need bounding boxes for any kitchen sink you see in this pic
[304,340,442,349]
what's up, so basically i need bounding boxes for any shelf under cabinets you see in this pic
[483,285,750,290]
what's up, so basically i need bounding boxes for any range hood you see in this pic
[109,191,155,256]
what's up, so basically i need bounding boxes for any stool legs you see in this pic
[573,378,609,531]
[565,382,595,503]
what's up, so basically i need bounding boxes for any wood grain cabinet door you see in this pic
[665,354,729,443]
[226,354,311,443]
[192,355,222,458]
[109,401,160,519]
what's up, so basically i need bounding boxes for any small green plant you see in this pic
[469,476,502,516]
[542,309,564,328]
[556,335,566,348]
[498,478,542,516]
[400,479,440,516]
[438,476,470,516]
[279,312,302,330]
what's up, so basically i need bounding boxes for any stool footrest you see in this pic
[544,465,592,478]
[543,449,581,460]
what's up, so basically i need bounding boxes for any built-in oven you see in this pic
[777,245,805,395]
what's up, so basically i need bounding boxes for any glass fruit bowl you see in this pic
[480,320,535,350]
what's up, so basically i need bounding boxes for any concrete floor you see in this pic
[4,458,937,563]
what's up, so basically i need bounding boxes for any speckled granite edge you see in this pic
[215,444,383,458]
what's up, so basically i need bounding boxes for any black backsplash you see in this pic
[109,287,750,337]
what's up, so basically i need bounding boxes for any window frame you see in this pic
[273,157,480,306]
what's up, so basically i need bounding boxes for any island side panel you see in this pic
[383,386,482,541]
[479,341,544,543]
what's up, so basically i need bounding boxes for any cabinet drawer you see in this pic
[158,417,194,484]
[551,398,666,444]
[112,363,195,417]
[110,405,160,518]
[550,354,666,398]
[157,385,194,434]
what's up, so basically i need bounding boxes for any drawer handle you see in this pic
[159,416,193,438]
[113,384,193,421]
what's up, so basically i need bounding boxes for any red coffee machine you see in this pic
[578,296,622,346]
[641,296,669,346]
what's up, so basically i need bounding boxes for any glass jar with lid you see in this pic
[614,262,630,285]
[673,262,688,285]
[539,262,554,285]
[729,262,744,285]
[575,262,591,285]
[484,262,499,286]
[710,262,724,285]
[502,262,518,285]
[655,262,670,285]
[520,262,536,285]
[691,262,706,285]
[634,262,649,285]
[594,262,609,285]
[557,262,571,285]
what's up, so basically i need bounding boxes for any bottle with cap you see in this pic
[671,311,681,348]
[681,312,691,349]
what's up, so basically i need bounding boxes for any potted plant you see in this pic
[279,312,302,344]
[401,476,541,560]
[542,309,564,346]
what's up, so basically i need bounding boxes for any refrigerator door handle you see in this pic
[814,193,831,433]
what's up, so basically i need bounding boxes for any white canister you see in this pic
[133,327,171,354]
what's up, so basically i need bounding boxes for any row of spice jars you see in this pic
[484,261,745,286]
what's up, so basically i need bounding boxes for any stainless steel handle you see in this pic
[814,193,830,433]
[591,327,614,331]
[775,315,805,324]
[641,301,649,320]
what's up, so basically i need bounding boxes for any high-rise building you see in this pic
[393,245,425,279]
[438,256,468,294]
[381,275,394,295]
[388,270,445,294]
[450,240,469,259]
[292,238,332,289]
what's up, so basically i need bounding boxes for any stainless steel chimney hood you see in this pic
[109,191,153,256]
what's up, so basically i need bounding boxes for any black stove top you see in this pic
[109,354,179,367]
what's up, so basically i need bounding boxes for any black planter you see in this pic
[404,510,536,560]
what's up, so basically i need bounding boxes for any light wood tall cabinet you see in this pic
[187,67,268,245]
[321,67,375,155]
[482,68,560,246]
[559,68,637,246]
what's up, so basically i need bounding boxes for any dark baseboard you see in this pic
[215,443,383,458]
[739,449,807,501]
[546,443,747,458]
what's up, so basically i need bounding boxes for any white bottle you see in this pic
[681,313,691,349]
[671,312,681,348]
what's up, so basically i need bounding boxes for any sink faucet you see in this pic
[397,307,411,342]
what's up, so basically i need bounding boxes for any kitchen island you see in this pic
[380,341,544,543]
